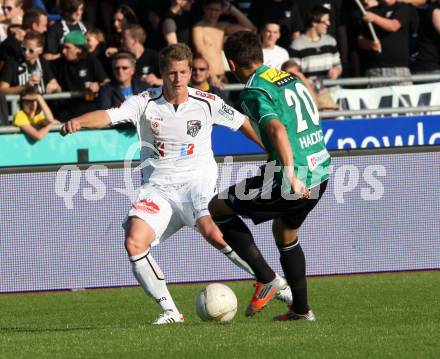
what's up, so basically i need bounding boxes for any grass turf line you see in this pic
[0,271,439,359]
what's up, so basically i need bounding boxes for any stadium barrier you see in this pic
[0,147,439,293]
[3,73,440,122]
[1,113,440,167]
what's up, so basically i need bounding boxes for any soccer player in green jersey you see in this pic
[209,31,331,321]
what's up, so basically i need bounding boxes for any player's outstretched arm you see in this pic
[60,110,111,136]
[239,117,264,150]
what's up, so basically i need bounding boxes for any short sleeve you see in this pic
[240,89,279,128]
[33,113,46,125]
[106,93,145,126]
[211,95,246,131]
[13,111,31,127]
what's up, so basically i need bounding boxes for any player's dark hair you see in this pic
[224,31,263,68]
[305,6,331,28]
[22,7,47,31]
[159,43,193,72]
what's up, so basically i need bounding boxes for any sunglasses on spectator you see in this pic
[21,46,40,54]
[192,67,208,72]
[2,6,13,11]
[114,66,130,71]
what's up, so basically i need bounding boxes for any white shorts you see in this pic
[126,177,217,246]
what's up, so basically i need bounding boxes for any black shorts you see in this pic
[224,166,328,229]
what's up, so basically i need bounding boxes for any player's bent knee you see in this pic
[124,219,155,256]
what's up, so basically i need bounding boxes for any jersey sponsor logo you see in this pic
[180,143,195,156]
[218,102,235,121]
[306,148,330,171]
[195,90,215,100]
[133,198,160,214]
[187,120,202,137]
[259,68,295,87]
[298,129,324,149]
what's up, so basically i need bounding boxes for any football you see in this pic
[195,283,238,322]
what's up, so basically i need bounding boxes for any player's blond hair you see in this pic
[159,43,193,73]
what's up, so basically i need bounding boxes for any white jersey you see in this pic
[107,87,245,186]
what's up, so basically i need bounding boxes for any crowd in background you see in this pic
[0,0,439,137]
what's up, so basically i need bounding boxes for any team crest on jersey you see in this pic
[259,68,295,87]
[150,119,161,136]
[187,120,202,137]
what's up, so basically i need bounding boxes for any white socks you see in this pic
[130,250,179,314]
[220,245,255,276]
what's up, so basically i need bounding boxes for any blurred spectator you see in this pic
[32,0,62,22]
[82,0,115,40]
[0,31,61,94]
[193,0,255,88]
[120,24,161,87]
[51,30,109,121]
[296,1,342,38]
[97,51,148,110]
[86,28,105,57]
[22,6,47,33]
[357,0,414,83]
[190,54,225,98]
[0,90,8,125]
[412,1,440,73]
[12,85,58,140]
[0,7,47,71]
[0,0,24,42]
[248,0,303,50]
[158,0,194,48]
[0,23,25,65]
[44,0,88,61]
[105,4,138,58]
[261,21,289,70]
[290,6,342,80]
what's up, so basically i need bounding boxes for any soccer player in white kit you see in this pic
[61,43,291,324]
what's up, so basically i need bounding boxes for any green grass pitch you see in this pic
[1,271,439,359]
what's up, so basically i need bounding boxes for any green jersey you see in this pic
[240,65,331,190]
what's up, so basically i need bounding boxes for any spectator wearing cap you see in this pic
[261,21,290,70]
[51,30,109,121]
[97,51,149,110]
[44,0,88,61]
[120,24,162,87]
[0,31,61,94]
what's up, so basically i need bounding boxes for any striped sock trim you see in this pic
[129,249,150,262]
[277,240,299,252]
